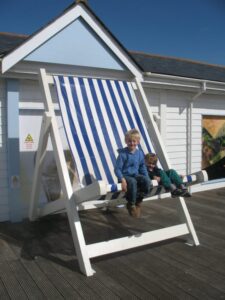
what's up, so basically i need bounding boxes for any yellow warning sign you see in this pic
[24,134,34,150]
[25,134,34,143]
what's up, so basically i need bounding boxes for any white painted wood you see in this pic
[170,157,187,166]
[0,79,9,221]
[167,127,187,133]
[8,61,132,82]
[167,112,187,120]
[2,8,81,73]
[39,198,66,217]
[191,180,225,193]
[167,119,187,126]
[176,197,200,246]
[29,112,52,221]
[37,68,95,276]
[74,181,107,204]
[86,224,189,258]
[159,91,167,140]
[168,152,186,159]
[19,102,59,110]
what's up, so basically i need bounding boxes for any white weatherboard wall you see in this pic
[144,86,225,191]
[19,78,70,217]
[0,79,9,221]
[145,87,189,174]
[19,79,50,217]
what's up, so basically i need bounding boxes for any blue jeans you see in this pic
[124,175,151,205]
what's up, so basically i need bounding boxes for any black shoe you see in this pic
[180,190,192,197]
[171,189,183,197]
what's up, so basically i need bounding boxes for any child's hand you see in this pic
[154,176,161,183]
[121,178,127,192]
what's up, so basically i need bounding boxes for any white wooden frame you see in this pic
[29,68,199,276]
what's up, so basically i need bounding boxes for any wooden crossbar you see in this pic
[86,224,189,258]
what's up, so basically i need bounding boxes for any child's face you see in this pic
[126,136,139,152]
[146,161,156,171]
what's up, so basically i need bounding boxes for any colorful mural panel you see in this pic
[202,115,225,169]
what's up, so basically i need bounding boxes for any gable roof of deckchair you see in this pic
[0,2,143,78]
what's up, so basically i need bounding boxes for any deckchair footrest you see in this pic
[86,223,189,258]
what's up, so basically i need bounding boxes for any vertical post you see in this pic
[7,79,22,222]
[187,100,193,175]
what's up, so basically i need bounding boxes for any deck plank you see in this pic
[152,242,225,294]
[19,259,64,299]
[9,260,45,299]
[36,257,82,299]
[0,261,28,299]
[0,277,10,300]
[98,254,185,299]
[97,258,155,300]
[128,248,223,300]
[50,258,109,299]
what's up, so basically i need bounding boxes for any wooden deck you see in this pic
[1,187,225,299]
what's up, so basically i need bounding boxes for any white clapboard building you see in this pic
[0,1,225,222]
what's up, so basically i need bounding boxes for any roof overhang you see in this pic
[1,3,143,80]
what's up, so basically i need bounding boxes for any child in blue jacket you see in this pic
[114,129,151,217]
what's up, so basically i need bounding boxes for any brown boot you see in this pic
[126,203,138,218]
[135,202,142,218]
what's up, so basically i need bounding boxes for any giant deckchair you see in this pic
[29,68,207,276]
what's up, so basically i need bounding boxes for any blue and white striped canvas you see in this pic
[54,76,156,188]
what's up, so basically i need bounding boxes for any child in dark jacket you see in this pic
[145,153,191,197]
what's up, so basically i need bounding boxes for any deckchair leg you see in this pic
[135,78,199,246]
[66,197,95,276]
[177,197,199,246]
[50,116,95,276]
[38,68,95,276]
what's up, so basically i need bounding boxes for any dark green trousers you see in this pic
[159,169,183,189]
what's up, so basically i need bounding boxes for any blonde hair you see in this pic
[125,129,140,142]
[145,153,158,164]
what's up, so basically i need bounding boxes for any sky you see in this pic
[1,0,225,66]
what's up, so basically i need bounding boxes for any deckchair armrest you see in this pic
[74,181,109,204]
[183,170,208,185]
